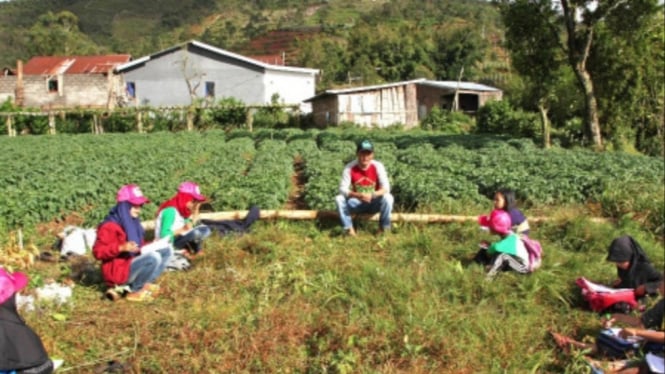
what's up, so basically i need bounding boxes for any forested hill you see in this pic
[0,0,507,88]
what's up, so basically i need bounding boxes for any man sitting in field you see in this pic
[334,139,394,236]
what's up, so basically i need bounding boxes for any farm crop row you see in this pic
[1,128,662,234]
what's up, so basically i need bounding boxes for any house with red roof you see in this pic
[0,55,131,109]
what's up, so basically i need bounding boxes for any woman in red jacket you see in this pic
[93,184,172,302]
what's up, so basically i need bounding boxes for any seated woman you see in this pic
[551,277,665,374]
[93,184,172,302]
[607,236,663,298]
[154,181,211,257]
[0,268,54,374]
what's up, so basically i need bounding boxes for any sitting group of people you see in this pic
[551,236,664,373]
[93,181,211,302]
[2,139,662,373]
[335,141,542,281]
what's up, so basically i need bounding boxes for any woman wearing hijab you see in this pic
[607,235,663,298]
[154,181,211,257]
[92,184,172,302]
[0,268,54,374]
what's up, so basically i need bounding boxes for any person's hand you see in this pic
[479,241,490,249]
[601,314,615,329]
[177,224,192,236]
[634,285,646,297]
[120,241,139,253]
[619,328,637,340]
[360,192,373,203]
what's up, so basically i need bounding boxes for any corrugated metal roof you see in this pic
[304,79,501,102]
[23,55,132,75]
[325,79,426,95]
[418,80,501,92]
[115,40,319,75]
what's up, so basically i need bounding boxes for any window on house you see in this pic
[48,78,58,93]
[205,82,215,98]
[126,82,136,98]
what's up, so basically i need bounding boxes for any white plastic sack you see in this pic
[59,226,96,256]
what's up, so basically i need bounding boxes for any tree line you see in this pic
[0,0,662,156]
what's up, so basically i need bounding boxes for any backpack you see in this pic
[521,236,542,272]
[575,277,639,313]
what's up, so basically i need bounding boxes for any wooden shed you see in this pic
[304,79,503,128]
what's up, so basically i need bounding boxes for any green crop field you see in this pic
[1,128,662,233]
[1,129,664,373]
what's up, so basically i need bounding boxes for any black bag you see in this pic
[201,205,260,236]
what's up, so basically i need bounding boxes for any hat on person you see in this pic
[0,267,28,304]
[478,209,512,235]
[116,184,150,205]
[356,139,374,153]
[178,181,206,201]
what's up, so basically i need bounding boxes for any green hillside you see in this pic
[0,0,506,85]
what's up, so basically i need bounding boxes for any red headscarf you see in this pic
[157,192,195,218]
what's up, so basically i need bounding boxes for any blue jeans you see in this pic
[127,247,172,292]
[335,193,394,231]
[173,225,211,254]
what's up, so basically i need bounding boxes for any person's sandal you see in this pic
[144,283,160,296]
[105,289,121,301]
[126,289,154,302]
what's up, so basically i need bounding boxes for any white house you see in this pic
[114,40,319,112]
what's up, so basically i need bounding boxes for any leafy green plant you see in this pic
[420,107,475,134]
[476,99,539,139]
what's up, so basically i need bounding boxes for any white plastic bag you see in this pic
[59,226,96,256]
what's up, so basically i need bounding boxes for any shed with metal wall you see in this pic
[305,79,503,128]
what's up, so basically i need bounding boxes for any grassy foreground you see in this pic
[19,211,665,373]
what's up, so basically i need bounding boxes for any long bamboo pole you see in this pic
[140,209,607,230]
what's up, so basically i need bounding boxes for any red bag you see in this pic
[575,277,638,313]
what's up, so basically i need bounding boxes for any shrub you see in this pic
[209,97,247,128]
[56,112,94,133]
[102,112,136,133]
[420,107,475,134]
[599,180,665,236]
[476,100,539,138]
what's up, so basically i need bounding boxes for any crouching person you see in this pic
[0,268,55,374]
[476,209,530,279]
[93,184,172,302]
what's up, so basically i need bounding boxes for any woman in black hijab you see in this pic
[607,235,663,297]
[0,268,54,374]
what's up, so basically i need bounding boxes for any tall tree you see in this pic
[500,0,661,150]
[500,0,563,148]
[587,4,664,155]
[27,11,100,56]
[432,26,487,81]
